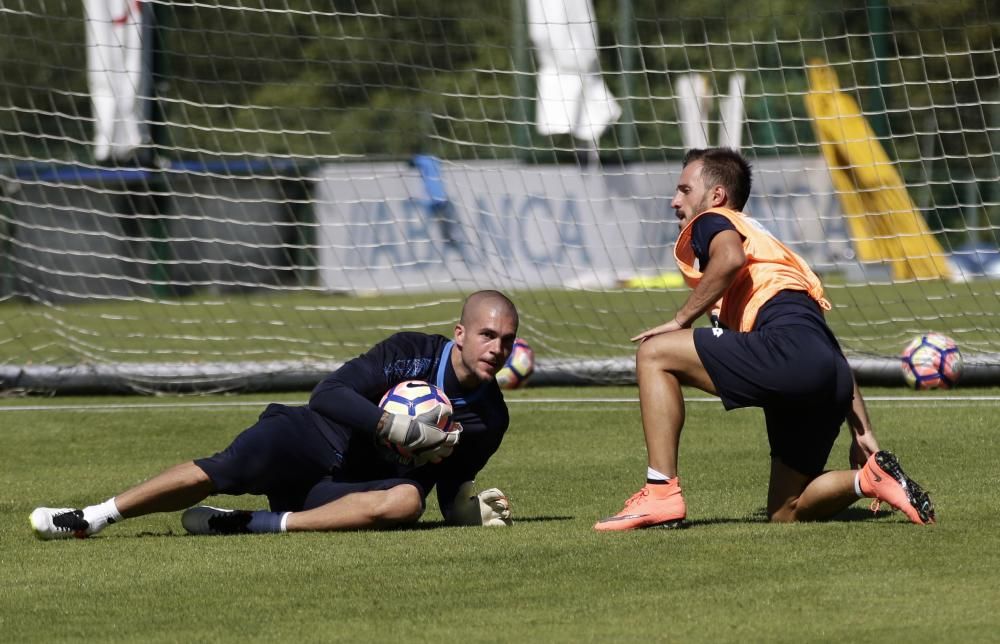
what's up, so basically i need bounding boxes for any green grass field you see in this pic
[3,386,999,642]
[3,280,1000,365]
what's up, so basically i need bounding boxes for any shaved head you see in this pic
[460,290,519,330]
[452,290,519,386]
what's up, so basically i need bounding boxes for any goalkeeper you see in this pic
[30,290,516,539]
[596,148,935,531]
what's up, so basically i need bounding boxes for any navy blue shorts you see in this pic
[694,323,854,475]
[194,404,422,512]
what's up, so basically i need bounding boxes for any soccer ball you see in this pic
[900,333,962,390]
[378,380,454,458]
[496,338,535,390]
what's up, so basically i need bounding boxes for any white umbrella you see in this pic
[527,0,621,143]
[84,0,146,163]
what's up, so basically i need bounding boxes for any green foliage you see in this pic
[2,1,997,161]
[0,6,89,161]
[2,387,999,641]
[1,1,997,233]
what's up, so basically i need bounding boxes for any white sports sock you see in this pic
[82,497,124,535]
[647,467,672,482]
[853,472,864,498]
[279,512,291,533]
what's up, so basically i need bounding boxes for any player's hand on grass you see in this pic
[377,411,461,465]
[478,487,513,526]
[449,481,512,526]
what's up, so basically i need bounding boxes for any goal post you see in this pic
[1,0,998,394]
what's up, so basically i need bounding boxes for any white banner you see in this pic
[313,158,849,295]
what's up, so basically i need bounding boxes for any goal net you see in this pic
[1,0,998,393]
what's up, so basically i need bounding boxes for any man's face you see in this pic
[454,306,518,385]
[671,160,713,231]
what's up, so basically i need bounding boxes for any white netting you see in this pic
[1,0,998,392]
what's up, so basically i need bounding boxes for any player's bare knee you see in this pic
[172,460,213,488]
[636,335,672,369]
[637,336,699,383]
[379,484,424,524]
[768,508,796,523]
[767,499,801,523]
[188,461,212,480]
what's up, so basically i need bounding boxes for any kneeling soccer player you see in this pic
[595,148,935,531]
[30,290,517,539]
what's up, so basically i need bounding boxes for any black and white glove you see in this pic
[376,411,461,465]
[449,481,512,527]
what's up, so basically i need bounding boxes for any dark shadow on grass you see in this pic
[746,505,887,523]
[502,515,574,524]
[111,509,886,538]
[823,506,890,522]
[684,506,887,527]
[101,517,574,539]
[681,516,767,527]
[128,530,181,538]
[399,515,574,530]
[107,507,891,538]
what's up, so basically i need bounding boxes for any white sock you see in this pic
[82,497,124,534]
[279,512,291,533]
[853,472,864,498]
[647,467,672,482]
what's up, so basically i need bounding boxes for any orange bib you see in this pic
[674,208,831,331]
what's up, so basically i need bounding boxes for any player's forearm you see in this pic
[309,378,383,432]
[675,282,726,327]
[674,255,743,327]
[846,376,873,437]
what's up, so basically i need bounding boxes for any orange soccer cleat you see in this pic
[594,478,687,531]
[858,451,935,525]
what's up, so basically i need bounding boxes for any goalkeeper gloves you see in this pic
[449,481,512,527]
[376,411,462,466]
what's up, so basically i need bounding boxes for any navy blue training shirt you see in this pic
[690,213,737,270]
[307,332,509,514]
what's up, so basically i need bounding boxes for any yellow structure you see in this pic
[804,59,950,280]
[619,272,686,289]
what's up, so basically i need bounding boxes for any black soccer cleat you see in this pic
[181,506,254,535]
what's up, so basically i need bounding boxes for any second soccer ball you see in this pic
[496,338,535,390]
[900,332,962,390]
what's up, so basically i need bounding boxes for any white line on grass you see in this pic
[3,394,1000,412]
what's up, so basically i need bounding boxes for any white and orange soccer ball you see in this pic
[496,338,535,390]
[900,332,963,390]
[378,380,454,458]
